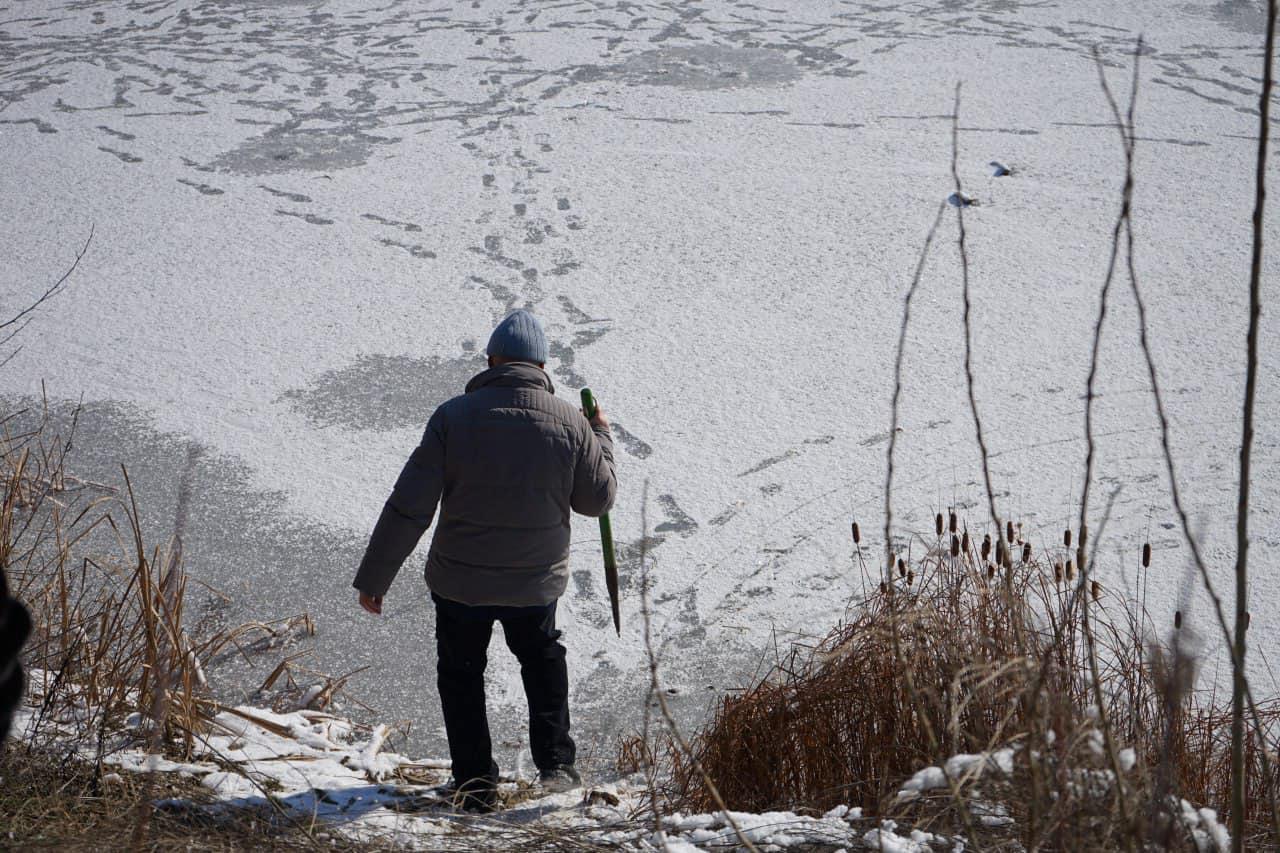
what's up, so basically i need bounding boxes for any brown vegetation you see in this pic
[626,530,1280,850]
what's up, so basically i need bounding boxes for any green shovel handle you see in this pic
[581,388,620,636]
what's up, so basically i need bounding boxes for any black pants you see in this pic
[432,592,575,787]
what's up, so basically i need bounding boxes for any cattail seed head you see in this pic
[1066,559,1075,581]
[995,540,1006,565]
[950,535,960,557]
[1091,580,1101,601]
[1006,520,1015,543]
[962,531,971,553]
[1175,610,1182,629]
[1142,543,1151,569]
[936,513,944,537]
[897,558,906,578]
[852,522,861,545]
[981,535,991,561]
[1064,529,1072,548]
[879,581,887,594]
[1079,524,1088,551]
[987,563,996,579]
[949,511,957,533]
[1054,561,1064,582]
[907,569,915,586]
[1022,542,1032,563]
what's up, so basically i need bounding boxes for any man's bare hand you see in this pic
[359,592,383,615]
[584,402,609,431]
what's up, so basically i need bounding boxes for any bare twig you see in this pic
[1232,3,1277,848]
[1,226,93,335]
[1089,26,1280,843]
[638,482,759,853]
[950,84,1005,579]
[883,200,947,571]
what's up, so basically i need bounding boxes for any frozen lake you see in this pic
[3,0,1279,769]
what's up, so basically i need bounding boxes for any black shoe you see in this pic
[538,764,582,793]
[438,765,499,813]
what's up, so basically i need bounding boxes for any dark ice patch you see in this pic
[363,213,422,233]
[378,238,436,259]
[1181,0,1268,34]
[0,396,398,739]
[260,185,313,203]
[739,448,799,476]
[96,124,134,140]
[626,45,800,89]
[610,424,652,459]
[99,146,141,163]
[211,127,391,176]
[178,178,224,196]
[548,341,586,389]
[281,353,484,431]
[655,494,697,536]
[276,209,333,226]
[556,296,596,324]
[574,45,802,92]
[0,118,58,134]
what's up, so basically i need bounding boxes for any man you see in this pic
[353,309,616,812]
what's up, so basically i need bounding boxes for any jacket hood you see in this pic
[465,361,556,395]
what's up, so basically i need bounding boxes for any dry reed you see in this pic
[630,528,1280,851]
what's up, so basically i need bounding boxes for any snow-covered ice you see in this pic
[2,0,1278,768]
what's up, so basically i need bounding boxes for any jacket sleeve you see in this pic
[570,421,617,518]
[353,409,446,597]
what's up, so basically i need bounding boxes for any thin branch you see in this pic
[638,482,759,853]
[951,84,1005,577]
[1,225,93,334]
[883,200,947,568]
[1078,42,1146,850]
[1092,27,1280,843]
[1233,2,1277,848]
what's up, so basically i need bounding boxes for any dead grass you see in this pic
[624,525,1280,851]
[0,742,395,851]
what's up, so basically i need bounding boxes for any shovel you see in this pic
[580,388,620,636]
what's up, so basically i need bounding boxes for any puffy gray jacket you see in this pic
[353,362,616,606]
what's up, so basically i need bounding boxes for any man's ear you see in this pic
[487,355,496,368]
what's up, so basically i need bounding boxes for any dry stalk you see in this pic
[950,83,1005,584]
[1087,24,1280,845]
[882,199,947,564]
[1231,3,1277,848]
[1074,42,1150,850]
[638,484,759,853]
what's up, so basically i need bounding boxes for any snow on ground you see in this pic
[12,691,913,851]
[2,0,1278,767]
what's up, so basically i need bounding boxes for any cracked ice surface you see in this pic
[2,0,1279,766]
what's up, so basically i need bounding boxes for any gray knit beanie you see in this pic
[486,309,548,364]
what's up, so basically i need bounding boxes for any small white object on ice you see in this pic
[947,192,975,208]
[1118,747,1136,772]
[989,160,1012,176]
